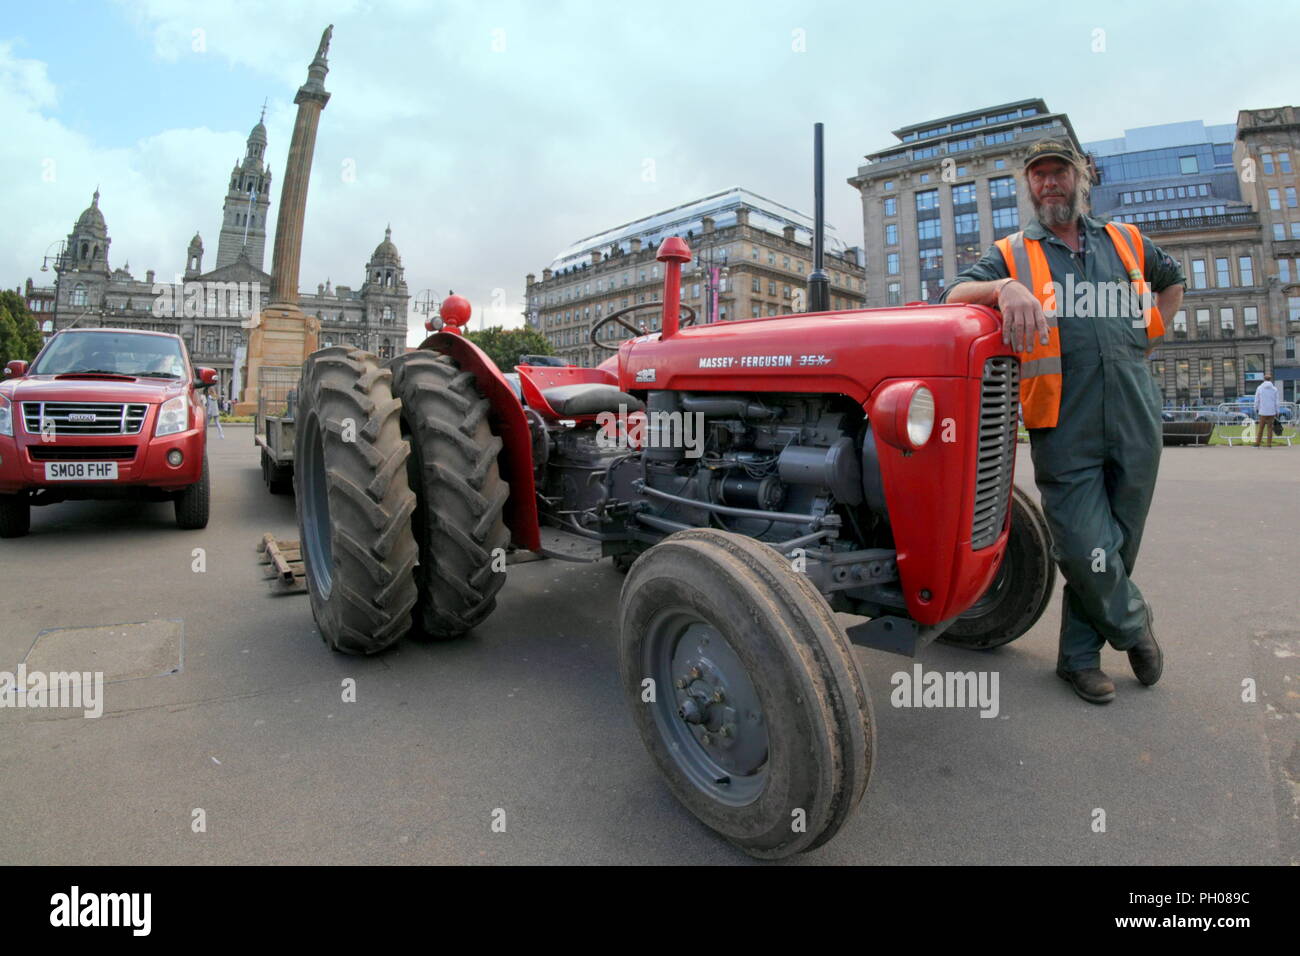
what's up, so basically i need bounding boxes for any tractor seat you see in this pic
[540,383,645,417]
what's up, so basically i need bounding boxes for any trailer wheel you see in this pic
[619,528,874,859]
[386,350,510,640]
[174,457,210,529]
[0,494,31,538]
[294,348,419,655]
[261,448,293,495]
[939,485,1055,650]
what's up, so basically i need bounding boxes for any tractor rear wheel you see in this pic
[0,494,30,538]
[386,351,510,640]
[619,529,874,859]
[939,485,1055,650]
[294,348,419,655]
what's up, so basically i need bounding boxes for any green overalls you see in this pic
[946,215,1186,669]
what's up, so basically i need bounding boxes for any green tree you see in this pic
[464,325,554,371]
[0,290,42,367]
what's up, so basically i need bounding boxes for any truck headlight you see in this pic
[906,386,935,447]
[0,395,11,438]
[155,394,188,437]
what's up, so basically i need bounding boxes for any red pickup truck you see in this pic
[0,328,214,537]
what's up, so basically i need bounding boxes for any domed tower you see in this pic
[57,189,112,321]
[360,226,409,357]
[185,232,204,279]
[215,114,273,270]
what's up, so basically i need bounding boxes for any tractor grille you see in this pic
[971,357,1020,550]
[29,445,137,461]
[22,402,148,436]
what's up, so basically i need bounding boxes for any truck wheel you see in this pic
[0,494,31,538]
[174,458,210,529]
[386,351,510,640]
[939,485,1055,650]
[619,528,874,859]
[295,348,419,655]
[261,448,293,495]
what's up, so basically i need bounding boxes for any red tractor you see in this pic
[290,135,1054,859]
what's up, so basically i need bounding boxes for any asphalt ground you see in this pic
[0,425,1296,864]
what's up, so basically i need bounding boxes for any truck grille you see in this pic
[971,357,1020,550]
[29,445,137,461]
[22,402,148,436]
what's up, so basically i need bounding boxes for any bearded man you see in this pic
[943,139,1186,704]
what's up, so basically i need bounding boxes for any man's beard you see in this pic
[1034,190,1079,226]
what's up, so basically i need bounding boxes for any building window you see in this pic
[1289,296,1300,323]
[1239,256,1253,286]
[1293,222,1300,239]
[992,206,1019,236]
[71,284,87,307]
[952,183,977,206]
[782,256,790,270]
[954,213,979,237]
[994,158,1006,169]
[1191,260,1207,289]
[887,282,901,305]
[1172,309,1187,339]
[917,218,942,240]
[1244,306,1258,330]
[883,197,897,217]
[752,304,761,318]
[886,252,900,275]
[1215,258,1231,287]
[768,252,776,265]
[915,189,939,212]
[919,248,944,275]
[1280,152,1293,174]
[1220,307,1234,336]
[1269,189,1281,210]
[1180,156,1198,174]
[768,280,777,295]
[1262,153,1276,175]
[752,276,761,293]
[783,285,792,299]
[1175,359,1190,403]
[1289,188,1298,208]
[1287,337,1296,360]
[1223,357,1237,400]
[989,176,1016,199]
[883,180,894,191]
[1198,358,1214,400]
[767,304,777,316]
[1195,308,1210,337]
[1275,223,1286,241]
[1280,260,1292,283]
[885,223,898,245]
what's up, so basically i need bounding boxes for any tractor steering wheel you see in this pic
[590,303,696,352]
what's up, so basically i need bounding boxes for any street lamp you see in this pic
[40,239,68,273]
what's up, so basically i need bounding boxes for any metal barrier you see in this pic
[1161,401,1297,446]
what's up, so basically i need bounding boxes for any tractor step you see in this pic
[256,532,307,594]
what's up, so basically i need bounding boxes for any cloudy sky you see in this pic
[3,0,1296,344]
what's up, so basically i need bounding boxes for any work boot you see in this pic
[1056,666,1116,704]
[1127,606,1163,686]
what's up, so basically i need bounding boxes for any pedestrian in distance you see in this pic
[1253,374,1279,448]
[944,139,1186,705]
[206,391,224,439]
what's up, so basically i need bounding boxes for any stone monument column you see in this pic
[237,24,333,415]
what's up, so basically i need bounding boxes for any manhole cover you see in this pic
[22,619,183,684]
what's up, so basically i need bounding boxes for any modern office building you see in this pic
[849,98,1082,307]
[1084,113,1300,404]
[525,188,866,367]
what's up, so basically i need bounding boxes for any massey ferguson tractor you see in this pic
[290,128,1055,859]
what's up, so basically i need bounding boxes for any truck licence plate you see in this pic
[44,461,119,481]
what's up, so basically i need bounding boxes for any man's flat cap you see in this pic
[1024,138,1082,169]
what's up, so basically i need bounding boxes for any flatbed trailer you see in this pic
[254,365,300,494]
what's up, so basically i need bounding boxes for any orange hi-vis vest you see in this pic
[993,220,1166,429]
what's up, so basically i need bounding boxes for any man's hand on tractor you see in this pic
[995,278,1051,354]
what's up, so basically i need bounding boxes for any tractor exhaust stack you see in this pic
[807,122,830,314]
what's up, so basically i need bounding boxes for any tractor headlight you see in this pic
[0,395,11,438]
[906,386,935,447]
[155,393,188,437]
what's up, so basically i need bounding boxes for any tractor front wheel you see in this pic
[294,348,419,655]
[619,529,874,859]
[939,485,1055,650]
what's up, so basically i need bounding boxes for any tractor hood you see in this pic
[616,303,1003,401]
